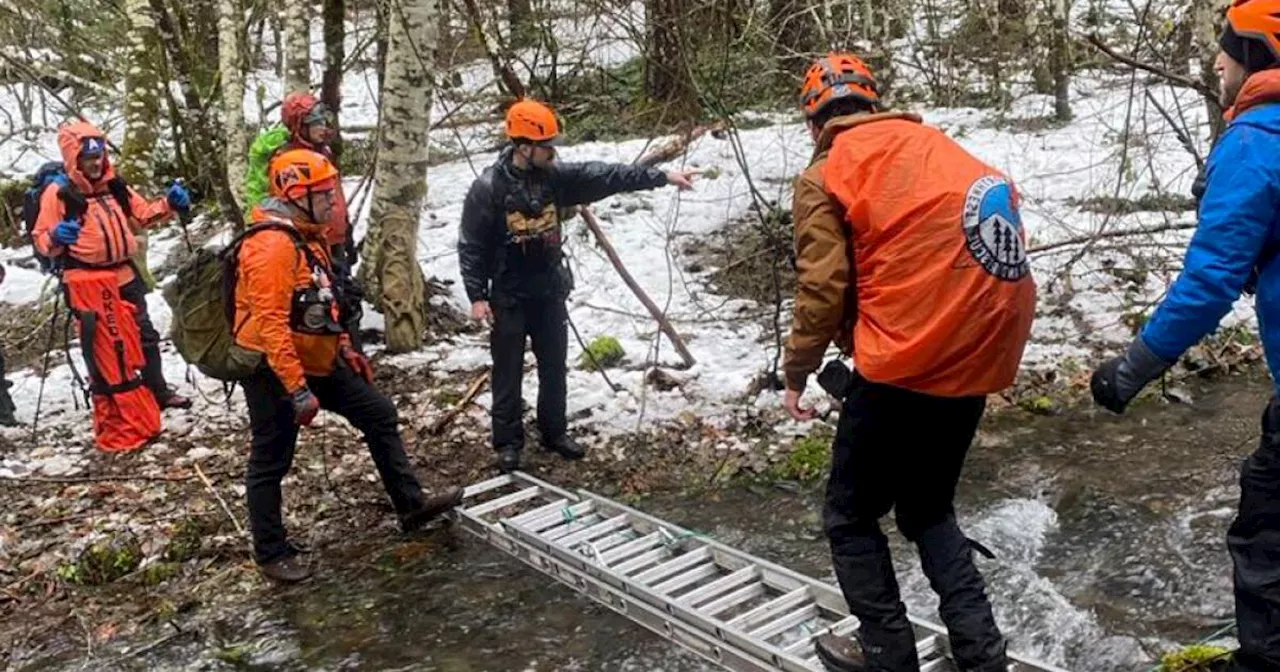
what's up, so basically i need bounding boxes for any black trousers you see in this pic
[824,374,1006,672]
[241,364,425,564]
[1228,397,1280,672]
[119,276,170,402]
[490,298,568,451]
[0,347,14,422]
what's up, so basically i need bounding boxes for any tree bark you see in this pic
[1050,0,1072,121]
[361,0,438,352]
[322,0,345,161]
[507,0,533,49]
[644,0,698,115]
[1194,0,1230,140]
[283,0,311,93]
[220,0,247,207]
[120,0,162,187]
[151,0,244,228]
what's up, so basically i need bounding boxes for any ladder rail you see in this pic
[451,471,1072,672]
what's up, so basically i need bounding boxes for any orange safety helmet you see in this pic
[505,98,562,145]
[1225,0,1280,64]
[268,148,339,223]
[799,53,880,120]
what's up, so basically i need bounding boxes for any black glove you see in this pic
[1091,339,1172,414]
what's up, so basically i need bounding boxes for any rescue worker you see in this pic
[280,92,364,350]
[31,121,192,410]
[236,148,463,583]
[1090,2,1280,669]
[782,54,1036,672]
[457,98,696,473]
[0,264,17,427]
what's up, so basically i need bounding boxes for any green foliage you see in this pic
[579,336,626,371]
[1157,644,1231,672]
[59,535,143,585]
[771,428,833,482]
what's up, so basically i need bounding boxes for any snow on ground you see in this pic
[0,45,1240,476]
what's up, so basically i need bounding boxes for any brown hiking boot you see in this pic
[259,554,313,583]
[400,485,464,533]
[814,633,868,671]
[158,390,193,410]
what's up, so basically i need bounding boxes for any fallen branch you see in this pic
[429,369,491,435]
[580,208,697,369]
[1086,34,1221,107]
[0,470,232,485]
[1028,222,1196,254]
[635,121,726,168]
[194,461,244,538]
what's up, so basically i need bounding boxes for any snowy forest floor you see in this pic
[0,43,1267,668]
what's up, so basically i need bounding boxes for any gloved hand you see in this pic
[340,345,373,384]
[1090,338,1173,414]
[291,387,320,426]
[52,220,81,246]
[166,183,191,214]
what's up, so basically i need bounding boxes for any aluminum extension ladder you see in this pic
[449,471,1071,672]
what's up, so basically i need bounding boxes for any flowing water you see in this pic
[26,369,1270,672]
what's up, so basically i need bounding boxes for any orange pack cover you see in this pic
[821,118,1037,397]
[64,269,160,451]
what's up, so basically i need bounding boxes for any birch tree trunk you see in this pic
[120,0,162,186]
[220,0,247,206]
[283,0,311,93]
[1050,0,1072,121]
[1194,0,1230,140]
[121,0,164,289]
[360,0,437,352]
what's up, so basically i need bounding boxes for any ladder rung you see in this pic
[920,657,953,672]
[543,514,604,542]
[679,566,757,608]
[465,486,542,518]
[555,515,633,549]
[749,603,818,641]
[462,474,514,499]
[584,529,639,555]
[826,615,859,637]
[633,547,713,586]
[506,498,571,527]
[522,501,595,533]
[599,531,663,565]
[917,633,944,659]
[783,632,814,656]
[613,546,672,576]
[727,587,810,630]
[651,562,721,597]
[699,581,765,618]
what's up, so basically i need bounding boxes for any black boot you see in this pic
[497,446,521,473]
[401,486,464,532]
[544,435,584,460]
[916,516,1008,672]
[0,380,16,427]
[259,554,313,583]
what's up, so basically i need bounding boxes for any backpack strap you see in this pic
[221,220,327,328]
[105,177,134,222]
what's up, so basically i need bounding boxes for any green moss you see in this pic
[142,562,181,586]
[578,336,625,371]
[771,428,833,482]
[165,517,205,563]
[1157,643,1231,671]
[60,535,143,585]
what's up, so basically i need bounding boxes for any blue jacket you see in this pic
[1141,90,1280,392]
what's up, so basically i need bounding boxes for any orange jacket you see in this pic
[819,114,1036,397]
[32,122,174,286]
[233,200,347,393]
